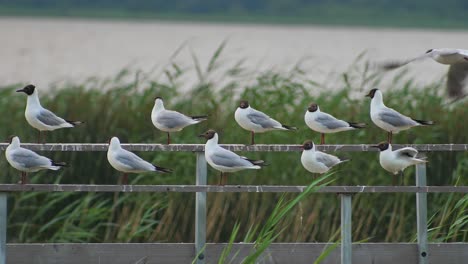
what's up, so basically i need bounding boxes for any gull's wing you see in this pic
[379,53,430,70]
[316,112,349,129]
[115,151,153,171]
[316,152,341,168]
[447,62,468,98]
[156,110,191,129]
[378,108,415,127]
[247,109,281,129]
[11,149,50,168]
[210,148,254,168]
[36,108,67,126]
[395,147,418,158]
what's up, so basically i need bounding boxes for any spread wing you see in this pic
[447,62,468,98]
[379,53,430,70]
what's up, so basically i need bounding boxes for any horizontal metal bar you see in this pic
[0,185,466,193]
[6,243,468,264]
[0,143,466,152]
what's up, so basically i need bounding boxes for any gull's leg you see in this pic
[387,132,393,144]
[37,131,41,144]
[20,172,26,184]
[223,173,228,185]
[218,172,223,186]
[251,131,255,145]
[167,133,171,145]
[320,133,325,145]
[122,173,128,185]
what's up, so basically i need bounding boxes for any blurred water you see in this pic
[1,17,467,89]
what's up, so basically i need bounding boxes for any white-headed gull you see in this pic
[305,103,366,144]
[16,84,83,143]
[366,88,433,143]
[234,100,297,145]
[198,130,265,185]
[380,48,468,98]
[151,97,207,144]
[372,141,427,185]
[107,137,172,184]
[5,136,67,184]
[300,140,348,175]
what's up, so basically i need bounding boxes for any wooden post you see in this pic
[416,163,428,264]
[0,194,6,264]
[341,194,352,264]
[195,153,207,264]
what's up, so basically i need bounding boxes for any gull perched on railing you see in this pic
[234,100,297,145]
[305,103,366,144]
[16,84,83,143]
[151,97,207,144]
[379,48,468,99]
[198,130,265,185]
[5,136,67,184]
[366,88,433,143]
[107,137,172,185]
[300,140,348,175]
[372,142,427,185]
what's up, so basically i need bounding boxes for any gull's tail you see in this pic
[154,165,173,174]
[50,161,68,170]
[246,158,267,167]
[348,122,367,129]
[191,115,208,122]
[412,119,434,126]
[66,120,85,127]
[282,125,298,131]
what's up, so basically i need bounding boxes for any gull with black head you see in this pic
[198,130,265,185]
[379,48,468,99]
[151,97,208,144]
[366,88,433,143]
[300,140,349,176]
[305,103,366,144]
[16,84,83,143]
[107,137,172,185]
[372,141,427,185]
[5,136,67,184]
[235,100,297,145]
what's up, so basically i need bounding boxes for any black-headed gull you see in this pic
[372,141,427,185]
[107,137,172,184]
[5,136,67,184]
[366,88,433,143]
[380,48,468,98]
[198,130,265,185]
[305,103,366,144]
[300,140,348,175]
[16,84,83,143]
[151,97,207,144]
[234,100,297,145]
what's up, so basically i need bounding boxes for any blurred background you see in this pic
[1,0,467,246]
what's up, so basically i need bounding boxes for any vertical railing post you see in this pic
[0,193,7,264]
[341,194,352,264]
[195,152,207,264]
[416,163,428,264]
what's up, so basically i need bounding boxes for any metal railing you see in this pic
[0,143,467,264]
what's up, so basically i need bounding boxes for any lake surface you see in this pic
[1,17,467,89]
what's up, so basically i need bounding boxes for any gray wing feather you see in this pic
[37,109,66,126]
[116,153,153,171]
[316,114,348,129]
[395,147,418,158]
[12,150,50,168]
[316,152,340,168]
[378,109,414,127]
[156,111,191,129]
[247,110,280,128]
[447,62,468,98]
[211,150,252,168]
